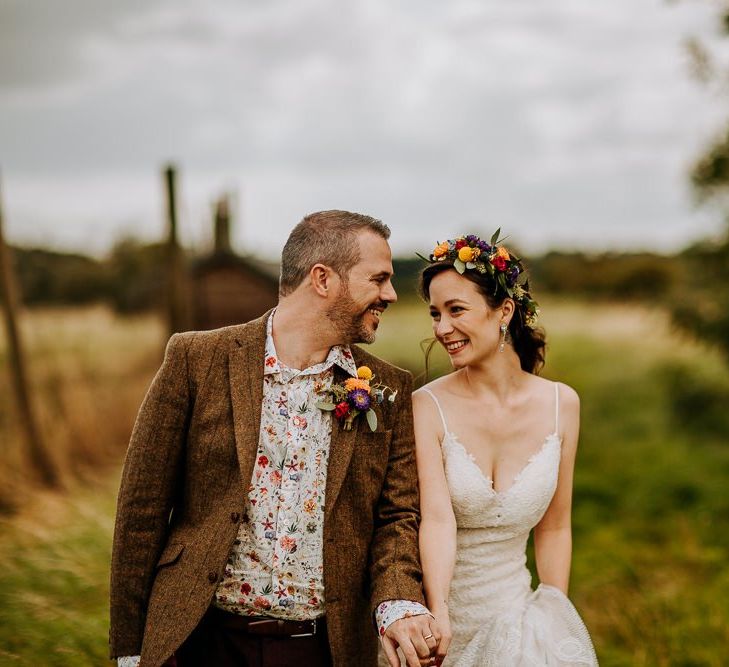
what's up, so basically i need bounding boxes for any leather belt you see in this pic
[210,607,323,638]
[247,617,319,637]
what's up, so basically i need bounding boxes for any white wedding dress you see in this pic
[420,384,598,666]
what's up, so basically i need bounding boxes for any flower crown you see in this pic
[420,229,540,327]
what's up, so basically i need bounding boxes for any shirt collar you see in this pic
[264,310,358,379]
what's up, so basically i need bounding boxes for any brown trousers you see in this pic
[172,607,333,667]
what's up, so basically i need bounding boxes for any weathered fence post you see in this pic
[164,164,187,336]
[0,171,59,487]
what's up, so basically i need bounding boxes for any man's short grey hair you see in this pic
[279,210,391,296]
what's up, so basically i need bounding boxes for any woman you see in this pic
[415,233,598,666]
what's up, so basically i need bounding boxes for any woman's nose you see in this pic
[435,316,454,337]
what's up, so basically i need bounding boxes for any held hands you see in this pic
[381,612,451,667]
[430,607,452,666]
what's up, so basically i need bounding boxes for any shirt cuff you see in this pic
[375,600,432,637]
[117,657,140,667]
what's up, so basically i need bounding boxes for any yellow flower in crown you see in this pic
[357,366,373,381]
[457,246,472,262]
[496,246,510,260]
[433,241,449,259]
[345,377,370,393]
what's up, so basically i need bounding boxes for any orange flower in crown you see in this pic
[433,241,450,259]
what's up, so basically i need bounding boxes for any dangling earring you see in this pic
[499,321,508,352]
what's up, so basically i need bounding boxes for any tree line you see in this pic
[9,240,683,305]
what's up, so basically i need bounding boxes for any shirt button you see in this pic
[231,512,241,523]
[208,571,218,583]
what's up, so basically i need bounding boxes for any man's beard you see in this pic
[324,284,381,345]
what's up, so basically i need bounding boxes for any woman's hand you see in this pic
[430,606,452,666]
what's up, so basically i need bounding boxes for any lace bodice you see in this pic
[442,430,561,534]
[419,384,598,666]
[423,383,562,536]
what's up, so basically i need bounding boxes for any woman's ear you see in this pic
[501,298,516,324]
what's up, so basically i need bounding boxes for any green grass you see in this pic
[0,478,117,666]
[1,300,729,665]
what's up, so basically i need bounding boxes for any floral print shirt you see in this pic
[214,313,356,618]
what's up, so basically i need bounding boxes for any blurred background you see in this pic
[2,0,729,664]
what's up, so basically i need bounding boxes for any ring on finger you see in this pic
[424,633,434,640]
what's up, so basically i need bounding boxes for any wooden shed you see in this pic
[189,199,279,330]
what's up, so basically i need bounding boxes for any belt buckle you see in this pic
[290,620,316,638]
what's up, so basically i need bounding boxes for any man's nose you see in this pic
[381,279,397,303]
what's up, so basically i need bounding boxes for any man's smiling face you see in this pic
[325,229,397,345]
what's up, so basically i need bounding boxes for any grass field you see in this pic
[1,300,729,665]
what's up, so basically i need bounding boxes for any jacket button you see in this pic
[231,512,240,523]
[208,571,218,583]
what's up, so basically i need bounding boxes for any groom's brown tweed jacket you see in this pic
[109,310,425,667]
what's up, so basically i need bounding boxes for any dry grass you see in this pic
[0,306,163,511]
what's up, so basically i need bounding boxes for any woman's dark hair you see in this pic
[419,261,546,374]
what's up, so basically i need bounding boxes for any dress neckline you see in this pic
[443,430,561,496]
[420,383,562,496]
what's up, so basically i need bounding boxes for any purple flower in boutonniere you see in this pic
[316,366,397,431]
[348,388,371,411]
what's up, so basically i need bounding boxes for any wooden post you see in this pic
[213,195,232,255]
[0,171,59,487]
[164,164,187,336]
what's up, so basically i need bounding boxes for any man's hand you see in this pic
[381,614,439,667]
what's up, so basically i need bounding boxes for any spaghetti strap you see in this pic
[420,388,449,435]
[554,382,560,434]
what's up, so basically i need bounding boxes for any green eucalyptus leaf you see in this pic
[366,409,378,431]
[465,261,476,269]
[517,271,529,285]
[490,228,501,246]
[454,258,466,274]
[316,401,336,411]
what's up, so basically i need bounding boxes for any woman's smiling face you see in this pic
[428,269,504,369]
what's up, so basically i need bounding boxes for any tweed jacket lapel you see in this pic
[228,311,270,487]
[324,362,362,528]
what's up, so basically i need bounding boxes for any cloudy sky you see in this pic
[1,0,727,259]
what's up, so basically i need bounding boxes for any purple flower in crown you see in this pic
[348,388,371,411]
[507,265,520,287]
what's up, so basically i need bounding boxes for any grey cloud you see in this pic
[0,0,724,255]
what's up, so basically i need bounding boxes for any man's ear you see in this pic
[310,263,338,297]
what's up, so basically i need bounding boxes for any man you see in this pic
[110,211,440,667]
